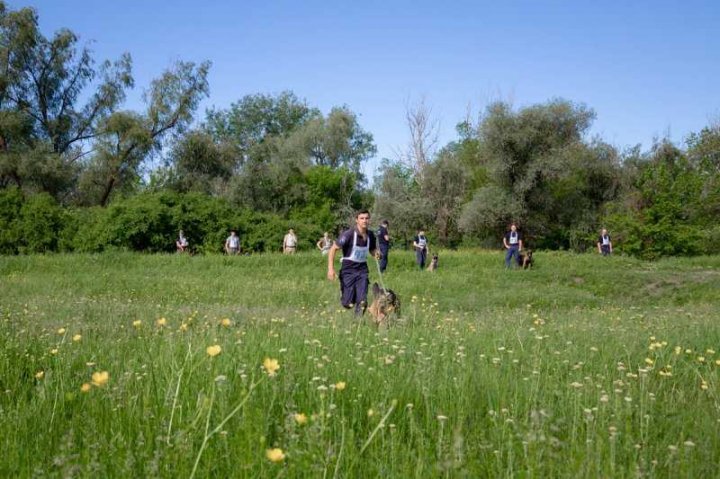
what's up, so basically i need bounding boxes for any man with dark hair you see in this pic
[503,223,523,268]
[327,210,380,316]
[377,220,390,273]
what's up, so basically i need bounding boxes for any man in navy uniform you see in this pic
[377,220,390,273]
[327,210,380,316]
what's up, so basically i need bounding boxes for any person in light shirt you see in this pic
[224,230,240,255]
[283,229,298,254]
[597,228,613,256]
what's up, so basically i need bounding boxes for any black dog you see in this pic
[517,250,533,269]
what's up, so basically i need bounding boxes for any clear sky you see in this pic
[12,0,720,178]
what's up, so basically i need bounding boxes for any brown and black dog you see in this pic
[517,250,533,269]
[367,282,401,326]
[426,253,439,272]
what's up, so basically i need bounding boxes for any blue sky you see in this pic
[13,0,720,178]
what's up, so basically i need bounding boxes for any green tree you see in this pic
[0,1,133,199]
[78,61,211,206]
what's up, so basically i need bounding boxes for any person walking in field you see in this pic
[283,229,298,254]
[377,220,390,273]
[503,223,523,268]
[176,230,189,253]
[413,229,429,270]
[225,230,241,255]
[597,228,613,256]
[317,232,333,255]
[327,210,380,316]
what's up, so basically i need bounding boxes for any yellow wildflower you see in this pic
[80,383,91,393]
[206,345,222,357]
[132,320,142,328]
[294,413,308,425]
[35,371,44,379]
[263,357,280,376]
[644,358,654,366]
[156,317,167,327]
[50,348,59,355]
[221,318,232,327]
[72,334,82,342]
[91,371,109,387]
[266,448,285,463]
[334,381,346,391]
[57,328,66,335]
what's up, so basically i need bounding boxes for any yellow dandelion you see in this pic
[132,320,142,328]
[701,380,708,390]
[206,345,222,357]
[156,317,167,327]
[80,383,92,393]
[294,413,308,425]
[91,371,109,387]
[179,323,188,332]
[644,358,654,366]
[263,357,280,376]
[35,371,45,379]
[57,328,66,335]
[334,381,346,391]
[221,318,232,327]
[367,409,375,417]
[715,359,720,366]
[50,348,59,355]
[265,448,285,463]
[72,334,82,342]
[697,356,706,363]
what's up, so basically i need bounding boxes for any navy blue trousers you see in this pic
[505,245,519,268]
[379,244,389,272]
[339,265,369,315]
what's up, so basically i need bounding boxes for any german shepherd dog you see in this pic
[368,282,401,326]
[427,253,439,272]
[517,250,533,269]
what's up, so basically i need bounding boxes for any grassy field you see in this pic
[1,250,719,478]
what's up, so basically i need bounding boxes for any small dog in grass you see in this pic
[426,253,439,272]
[367,282,401,326]
[517,250,533,269]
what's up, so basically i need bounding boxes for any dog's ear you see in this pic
[372,282,381,297]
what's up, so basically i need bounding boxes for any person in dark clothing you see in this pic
[377,220,390,273]
[597,228,612,256]
[503,223,523,268]
[327,210,380,316]
[413,230,429,270]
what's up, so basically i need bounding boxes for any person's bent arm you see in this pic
[327,243,340,280]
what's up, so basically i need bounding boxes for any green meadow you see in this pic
[1,250,719,478]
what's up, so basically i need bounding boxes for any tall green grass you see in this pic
[1,250,719,477]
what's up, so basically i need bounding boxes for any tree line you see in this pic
[1,1,719,258]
